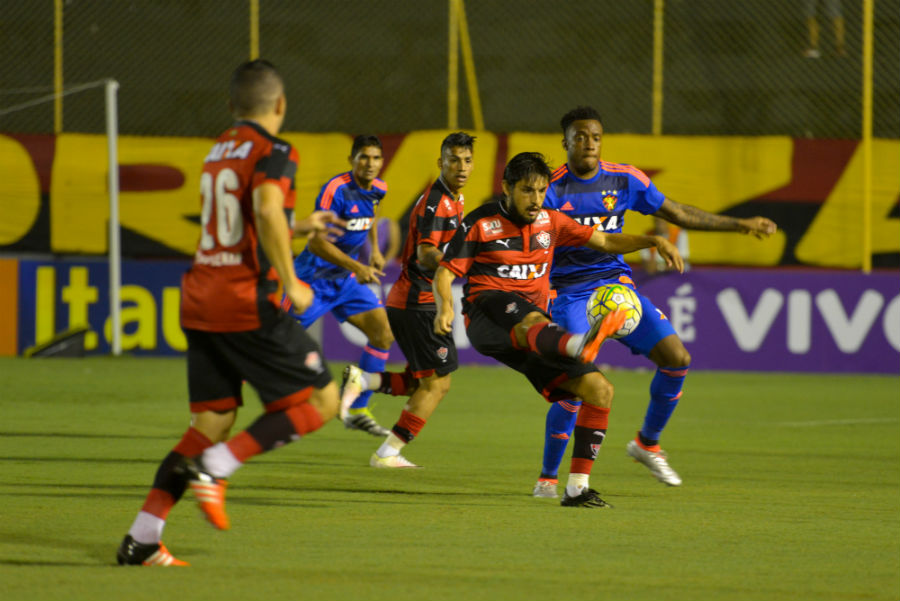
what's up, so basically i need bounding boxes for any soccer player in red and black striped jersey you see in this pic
[351,132,474,468]
[433,152,683,507]
[117,60,343,566]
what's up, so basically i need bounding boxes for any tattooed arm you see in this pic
[655,198,777,239]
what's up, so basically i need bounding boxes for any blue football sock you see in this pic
[351,344,389,410]
[640,365,689,444]
[540,399,582,478]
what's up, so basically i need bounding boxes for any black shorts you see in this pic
[465,291,597,402]
[386,306,458,378]
[185,310,332,413]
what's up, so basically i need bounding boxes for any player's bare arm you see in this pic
[307,235,385,284]
[294,209,346,241]
[432,266,456,335]
[588,230,684,273]
[367,216,386,270]
[655,198,777,239]
[254,182,313,313]
[417,242,443,271]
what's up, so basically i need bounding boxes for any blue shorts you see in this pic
[550,282,676,357]
[292,275,383,328]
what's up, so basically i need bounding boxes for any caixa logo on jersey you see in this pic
[497,263,548,280]
[345,217,373,231]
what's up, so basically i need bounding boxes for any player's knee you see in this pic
[421,373,451,397]
[581,374,614,409]
[671,347,691,368]
[371,329,394,349]
[308,382,340,422]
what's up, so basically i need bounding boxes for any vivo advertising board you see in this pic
[12,258,899,374]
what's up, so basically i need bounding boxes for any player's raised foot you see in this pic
[345,407,390,437]
[179,456,231,530]
[532,479,559,498]
[626,439,682,486]
[369,452,420,468]
[560,488,613,508]
[339,365,365,421]
[116,534,189,567]
[577,309,626,363]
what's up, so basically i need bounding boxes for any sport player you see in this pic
[433,151,682,507]
[284,135,394,437]
[117,59,343,566]
[347,132,475,468]
[532,106,777,498]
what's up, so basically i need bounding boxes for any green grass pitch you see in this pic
[0,357,897,601]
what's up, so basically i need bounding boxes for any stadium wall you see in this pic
[1,258,898,374]
[1,132,898,268]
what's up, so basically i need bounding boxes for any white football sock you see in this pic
[565,335,583,358]
[201,443,242,479]
[376,432,406,458]
[128,511,165,544]
[565,473,590,498]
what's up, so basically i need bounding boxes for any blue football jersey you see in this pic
[294,172,387,281]
[544,161,665,291]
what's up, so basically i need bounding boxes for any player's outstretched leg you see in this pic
[576,309,626,363]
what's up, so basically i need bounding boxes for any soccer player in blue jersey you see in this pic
[533,106,777,497]
[285,134,394,436]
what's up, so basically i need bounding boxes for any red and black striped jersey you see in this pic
[440,201,593,310]
[386,177,464,310]
[181,120,298,332]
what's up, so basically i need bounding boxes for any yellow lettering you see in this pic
[61,266,99,349]
[0,136,42,245]
[105,285,156,350]
[35,266,56,344]
[162,287,186,351]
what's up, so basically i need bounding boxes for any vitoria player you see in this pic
[433,151,682,507]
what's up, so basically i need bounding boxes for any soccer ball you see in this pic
[585,283,643,338]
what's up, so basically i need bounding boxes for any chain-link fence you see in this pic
[2,0,898,137]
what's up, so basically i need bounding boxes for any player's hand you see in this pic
[354,263,385,285]
[434,307,454,336]
[369,248,386,271]
[653,236,684,274]
[739,217,777,239]
[295,210,346,241]
[285,278,314,314]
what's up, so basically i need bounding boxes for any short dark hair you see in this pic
[503,152,552,188]
[229,59,284,117]
[560,106,602,134]
[441,131,476,154]
[351,134,382,157]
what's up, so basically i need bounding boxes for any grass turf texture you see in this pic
[0,357,897,601]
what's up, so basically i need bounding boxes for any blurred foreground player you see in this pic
[433,152,682,507]
[534,106,777,497]
[117,59,343,566]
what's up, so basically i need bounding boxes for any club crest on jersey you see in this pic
[481,219,503,235]
[505,302,519,314]
[436,346,449,360]
[536,231,551,249]
[602,193,618,211]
